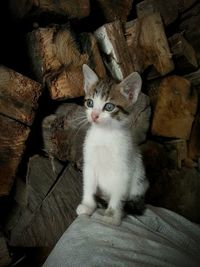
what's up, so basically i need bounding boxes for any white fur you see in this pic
[76,65,149,226]
[76,95,149,225]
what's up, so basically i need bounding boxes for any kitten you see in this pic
[76,64,149,225]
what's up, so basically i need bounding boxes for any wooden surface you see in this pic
[96,0,133,22]
[28,25,106,100]
[26,155,64,212]
[184,68,200,86]
[9,0,90,20]
[164,139,187,169]
[188,114,200,160]
[0,114,30,196]
[136,0,197,26]
[125,13,174,77]
[42,103,87,169]
[0,65,42,126]
[179,3,200,63]
[0,233,11,267]
[79,32,107,79]
[151,76,198,139]
[7,157,82,247]
[95,20,134,81]
[168,33,198,74]
[136,0,178,26]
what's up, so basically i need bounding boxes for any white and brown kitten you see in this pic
[76,64,149,225]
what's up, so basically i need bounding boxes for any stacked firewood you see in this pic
[0,0,200,261]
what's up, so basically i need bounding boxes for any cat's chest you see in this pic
[84,126,131,161]
[86,127,123,149]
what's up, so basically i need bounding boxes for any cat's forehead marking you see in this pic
[86,79,114,100]
[93,94,107,109]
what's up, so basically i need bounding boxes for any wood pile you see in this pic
[0,0,200,262]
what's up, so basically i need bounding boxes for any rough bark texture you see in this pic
[136,0,197,25]
[125,13,174,77]
[9,0,90,20]
[0,65,42,126]
[168,33,198,74]
[95,20,134,81]
[151,76,198,139]
[27,25,106,100]
[184,68,200,86]
[96,0,133,22]
[42,103,87,169]
[0,115,30,196]
[136,0,178,25]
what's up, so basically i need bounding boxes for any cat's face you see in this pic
[84,79,130,126]
[82,65,142,128]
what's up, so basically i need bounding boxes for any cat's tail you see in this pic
[124,196,146,216]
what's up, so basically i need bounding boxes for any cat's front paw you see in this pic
[76,203,95,216]
[102,208,122,226]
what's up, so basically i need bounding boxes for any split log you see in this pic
[184,68,200,87]
[0,233,11,267]
[7,158,82,247]
[26,155,64,212]
[27,24,106,100]
[0,114,30,196]
[188,114,200,160]
[95,0,133,22]
[136,0,178,26]
[164,139,187,169]
[141,140,174,182]
[168,33,198,74]
[178,0,198,13]
[144,78,161,107]
[94,20,134,81]
[42,103,87,169]
[0,65,42,126]
[179,3,200,63]
[136,0,197,26]
[148,168,200,223]
[131,93,151,144]
[14,177,27,209]
[125,13,174,77]
[9,0,90,20]
[151,76,198,139]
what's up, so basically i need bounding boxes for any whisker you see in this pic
[68,116,87,123]
[74,120,89,138]
[73,118,88,127]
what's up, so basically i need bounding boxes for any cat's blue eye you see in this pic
[104,103,115,112]
[85,99,93,108]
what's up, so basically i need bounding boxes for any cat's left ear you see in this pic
[82,64,99,93]
[119,72,142,104]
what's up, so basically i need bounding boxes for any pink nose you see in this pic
[91,112,99,122]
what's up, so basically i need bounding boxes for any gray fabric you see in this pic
[43,205,200,267]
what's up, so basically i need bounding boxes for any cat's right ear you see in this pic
[82,64,99,93]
